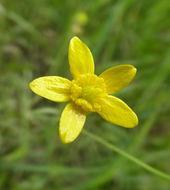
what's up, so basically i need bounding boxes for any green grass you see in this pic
[0,0,170,189]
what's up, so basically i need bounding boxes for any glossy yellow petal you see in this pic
[29,76,71,102]
[99,65,137,94]
[59,103,86,143]
[98,95,138,128]
[68,36,94,79]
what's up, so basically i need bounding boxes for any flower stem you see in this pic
[83,130,170,181]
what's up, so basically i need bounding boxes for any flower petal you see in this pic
[98,95,138,128]
[99,65,137,94]
[59,103,86,143]
[29,76,71,102]
[68,36,94,79]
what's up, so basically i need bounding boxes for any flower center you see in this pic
[70,74,106,112]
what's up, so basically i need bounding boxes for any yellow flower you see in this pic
[29,37,138,144]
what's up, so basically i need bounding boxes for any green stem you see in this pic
[83,130,170,181]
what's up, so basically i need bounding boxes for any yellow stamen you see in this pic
[70,74,106,112]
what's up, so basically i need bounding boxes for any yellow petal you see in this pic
[68,36,94,79]
[59,103,86,143]
[98,95,138,128]
[29,76,71,102]
[99,65,137,94]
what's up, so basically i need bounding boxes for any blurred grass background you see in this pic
[0,0,170,189]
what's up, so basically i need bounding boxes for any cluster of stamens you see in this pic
[70,74,106,112]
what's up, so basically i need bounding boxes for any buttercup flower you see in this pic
[29,37,138,143]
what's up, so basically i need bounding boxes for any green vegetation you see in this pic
[0,0,170,189]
